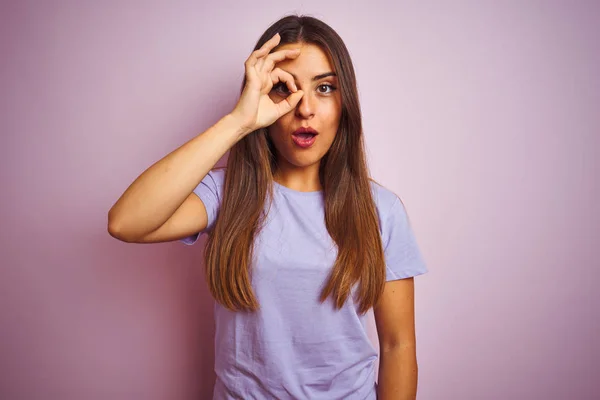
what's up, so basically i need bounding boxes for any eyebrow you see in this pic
[288,71,337,81]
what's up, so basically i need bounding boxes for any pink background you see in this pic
[1,1,598,399]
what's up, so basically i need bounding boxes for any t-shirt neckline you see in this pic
[272,180,323,197]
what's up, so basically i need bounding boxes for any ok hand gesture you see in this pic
[231,33,304,136]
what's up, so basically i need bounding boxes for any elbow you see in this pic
[107,210,135,243]
[379,338,417,354]
[107,221,125,242]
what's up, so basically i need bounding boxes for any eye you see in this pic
[317,83,337,94]
[272,82,291,95]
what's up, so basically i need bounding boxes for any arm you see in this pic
[373,277,419,400]
[107,114,243,243]
[107,32,304,243]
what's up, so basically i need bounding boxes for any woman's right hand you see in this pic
[230,33,304,137]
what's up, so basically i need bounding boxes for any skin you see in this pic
[375,278,419,399]
[266,42,341,192]
[108,32,420,397]
[268,41,419,398]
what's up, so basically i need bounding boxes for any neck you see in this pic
[273,162,322,192]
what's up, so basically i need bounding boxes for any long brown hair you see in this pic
[205,15,385,314]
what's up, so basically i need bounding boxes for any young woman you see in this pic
[108,15,427,400]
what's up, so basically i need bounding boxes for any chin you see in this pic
[279,151,324,169]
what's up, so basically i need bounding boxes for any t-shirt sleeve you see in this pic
[381,196,428,281]
[180,169,224,245]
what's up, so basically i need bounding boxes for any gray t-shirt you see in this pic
[182,168,428,399]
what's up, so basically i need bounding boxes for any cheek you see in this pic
[322,103,342,131]
[322,95,342,117]
[268,119,290,148]
[270,116,292,138]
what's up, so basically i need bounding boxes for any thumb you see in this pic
[278,90,304,115]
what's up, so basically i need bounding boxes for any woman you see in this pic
[108,14,427,400]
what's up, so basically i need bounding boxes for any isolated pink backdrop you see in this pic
[1,1,598,399]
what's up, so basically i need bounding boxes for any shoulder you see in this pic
[207,167,227,182]
[202,167,227,189]
[369,179,428,278]
[369,178,402,218]
[369,178,412,239]
[192,167,227,200]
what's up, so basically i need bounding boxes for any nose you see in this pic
[295,91,315,119]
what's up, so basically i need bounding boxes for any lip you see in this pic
[292,126,319,135]
[291,127,318,149]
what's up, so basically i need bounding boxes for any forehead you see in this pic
[274,42,336,78]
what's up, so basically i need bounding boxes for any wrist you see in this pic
[224,112,254,139]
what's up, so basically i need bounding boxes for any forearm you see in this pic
[108,113,246,238]
[377,345,418,400]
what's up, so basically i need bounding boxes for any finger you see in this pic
[259,32,281,54]
[246,41,281,85]
[255,56,266,73]
[244,55,262,88]
[257,48,299,72]
[276,90,304,116]
[244,65,260,90]
[245,33,281,68]
[260,49,301,73]
[270,68,297,93]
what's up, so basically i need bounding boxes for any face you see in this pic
[267,42,342,171]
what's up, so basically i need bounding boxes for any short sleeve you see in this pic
[180,168,225,245]
[381,197,428,281]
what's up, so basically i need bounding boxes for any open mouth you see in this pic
[292,127,318,148]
